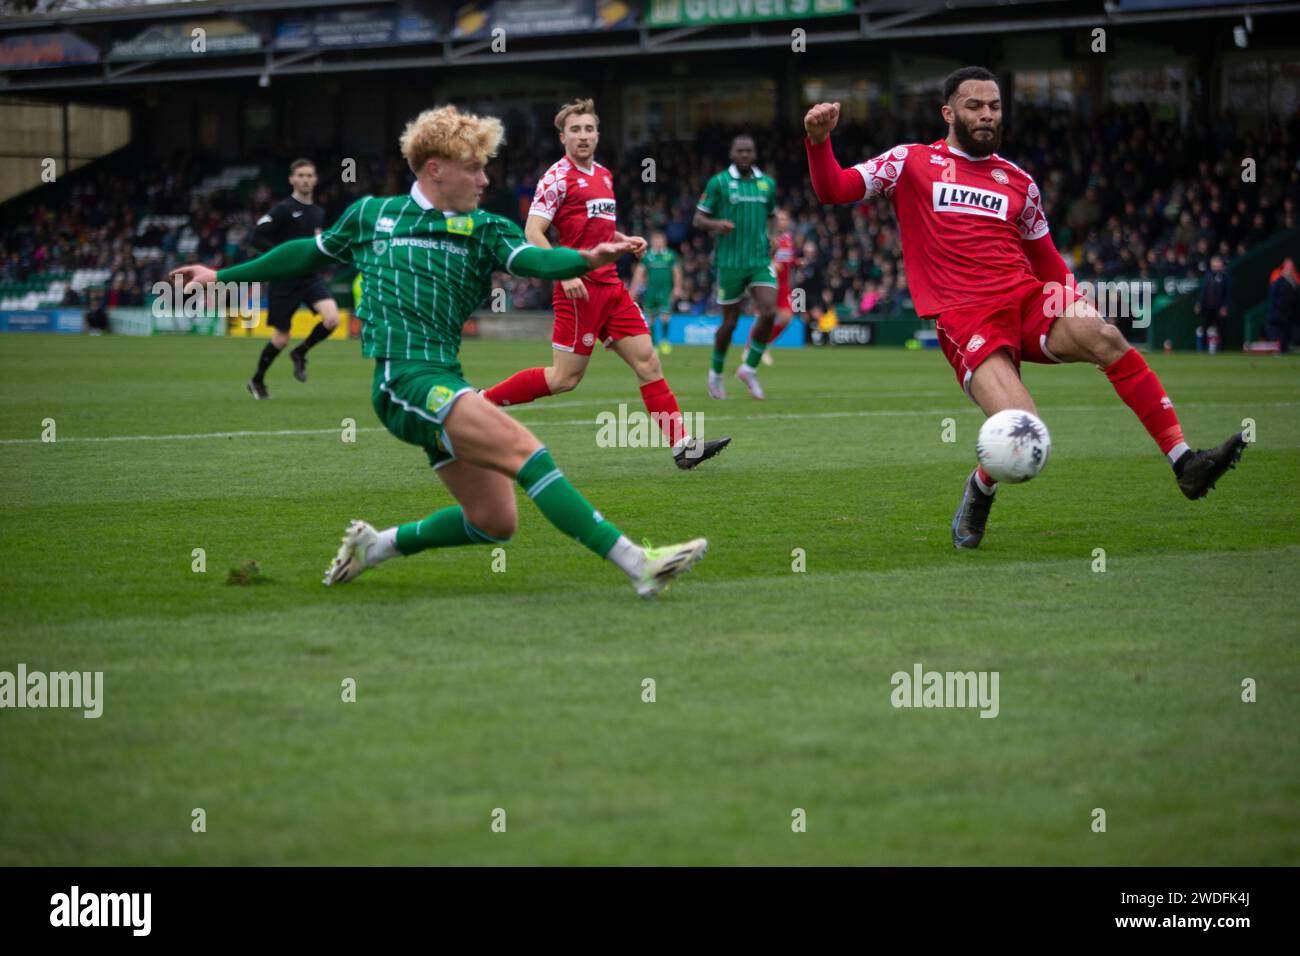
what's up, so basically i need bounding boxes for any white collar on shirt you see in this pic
[410,180,474,216]
[728,163,762,179]
[567,156,596,176]
[944,143,992,162]
[410,180,435,210]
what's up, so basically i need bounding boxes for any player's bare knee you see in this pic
[1095,322,1129,364]
[637,353,663,383]
[548,368,581,393]
[508,423,543,470]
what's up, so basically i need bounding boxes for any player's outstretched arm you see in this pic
[804,102,868,206]
[509,240,637,280]
[170,238,335,289]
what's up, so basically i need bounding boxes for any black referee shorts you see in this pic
[266,278,332,332]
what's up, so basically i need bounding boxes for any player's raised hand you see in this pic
[581,239,638,270]
[804,102,841,144]
[168,264,217,292]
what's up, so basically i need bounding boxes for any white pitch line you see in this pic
[0,426,389,445]
[1,401,1294,446]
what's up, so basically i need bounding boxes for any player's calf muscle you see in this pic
[465,499,517,539]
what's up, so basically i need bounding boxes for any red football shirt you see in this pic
[851,140,1050,316]
[528,155,619,284]
[774,232,796,297]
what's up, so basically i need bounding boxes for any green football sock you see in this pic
[395,505,506,555]
[711,351,727,374]
[649,319,658,345]
[743,339,768,370]
[516,447,622,557]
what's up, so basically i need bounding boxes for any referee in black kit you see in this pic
[245,158,341,399]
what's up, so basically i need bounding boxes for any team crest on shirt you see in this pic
[372,239,388,255]
[991,169,1009,184]
[426,385,456,411]
[967,335,986,352]
[445,216,474,236]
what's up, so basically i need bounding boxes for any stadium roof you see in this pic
[2,0,1297,94]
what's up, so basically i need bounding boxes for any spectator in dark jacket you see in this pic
[1267,258,1298,353]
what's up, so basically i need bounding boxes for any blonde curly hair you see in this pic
[400,105,504,174]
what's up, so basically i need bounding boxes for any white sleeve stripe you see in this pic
[315,233,345,261]
[527,209,554,223]
[504,242,536,275]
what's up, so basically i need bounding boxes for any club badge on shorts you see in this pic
[427,385,456,412]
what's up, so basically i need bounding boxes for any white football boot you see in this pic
[735,364,765,400]
[634,538,709,598]
[323,520,380,585]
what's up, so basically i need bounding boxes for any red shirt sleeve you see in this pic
[1022,234,1071,287]
[806,137,867,205]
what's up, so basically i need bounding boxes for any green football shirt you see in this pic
[696,164,777,270]
[316,183,534,363]
[643,248,677,297]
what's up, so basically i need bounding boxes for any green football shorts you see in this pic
[371,358,475,469]
[716,264,778,305]
[643,292,673,317]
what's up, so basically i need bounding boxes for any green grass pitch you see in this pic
[1,334,1297,865]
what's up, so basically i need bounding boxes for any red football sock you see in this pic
[975,466,998,493]
[1103,348,1186,455]
[770,318,790,341]
[483,367,550,407]
[640,377,687,448]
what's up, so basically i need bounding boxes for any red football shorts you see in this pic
[551,280,649,356]
[933,278,1084,397]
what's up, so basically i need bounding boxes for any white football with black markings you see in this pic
[977,409,1051,483]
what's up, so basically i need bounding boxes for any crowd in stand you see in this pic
[2,104,1297,325]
